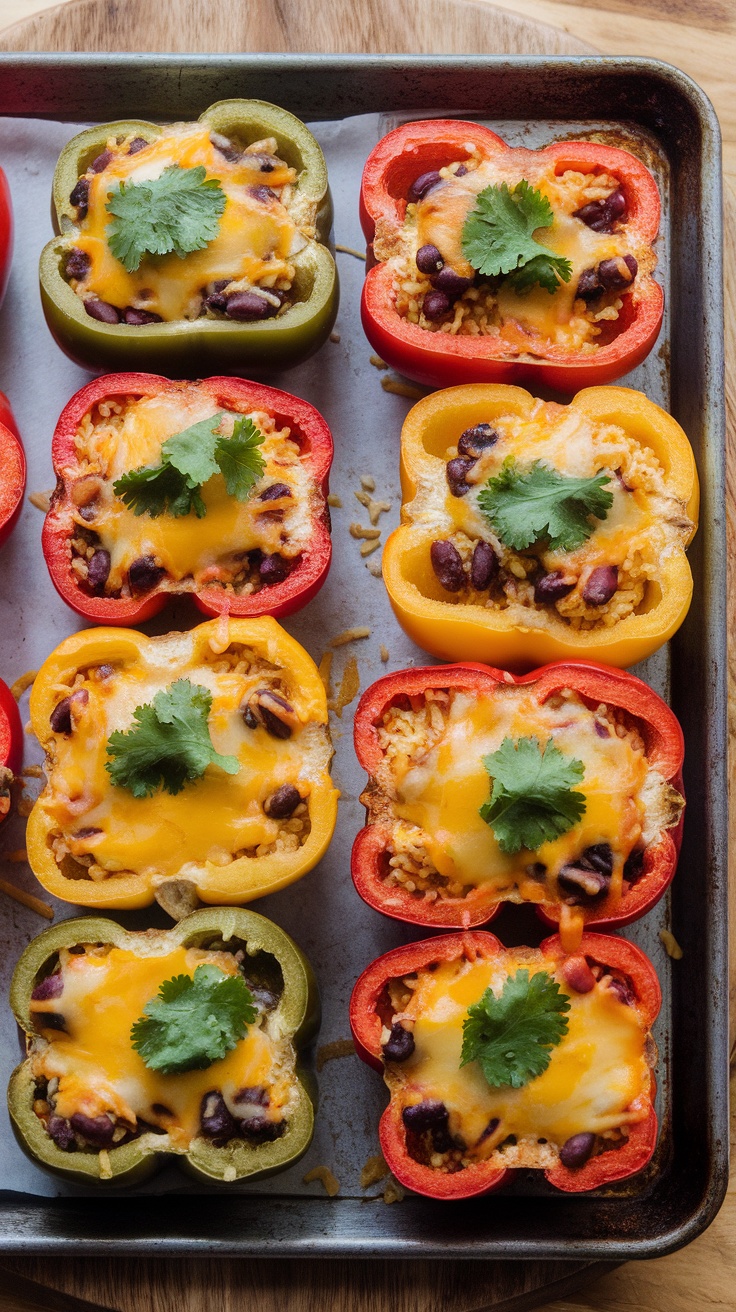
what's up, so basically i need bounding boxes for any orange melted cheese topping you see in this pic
[40,637,320,879]
[382,686,650,900]
[70,126,302,321]
[392,954,651,1158]
[69,391,314,593]
[32,944,296,1149]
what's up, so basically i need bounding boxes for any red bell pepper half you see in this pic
[0,393,27,550]
[0,167,12,308]
[359,121,663,392]
[352,660,684,937]
[350,929,660,1199]
[0,676,23,821]
[42,373,334,625]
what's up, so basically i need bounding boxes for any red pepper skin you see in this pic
[349,929,660,1199]
[0,168,12,308]
[0,677,23,777]
[0,393,27,550]
[360,121,663,393]
[42,373,333,626]
[352,660,683,933]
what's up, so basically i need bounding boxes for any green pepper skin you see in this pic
[8,908,320,1187]
[39,100,338,377]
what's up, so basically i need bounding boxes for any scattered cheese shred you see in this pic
[368,561,383,579]
[360,1154,390,1188]
[380,645,389,663]
[316,1038,356,1072]
[354,491,391,525]
[10,670,37,701]
[335,243,366,261]
[329,331,341,343]
[383,1176,405,1205]
[659,929,683,960]
[369,355,388,370]
[303,1165,340,1196]
[360,540,380,558]
[0,879,54,920]
[28,490,52,512]
[334,657,360,717]
[381,378,426,400]
[317,651,333,701]
[330,627,370,648]
[360,474,376,492]
[22,765,44,778]
[349,523,380,541]
[327,493,342,508]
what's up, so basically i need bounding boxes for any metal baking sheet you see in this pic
[0,54,726,1258]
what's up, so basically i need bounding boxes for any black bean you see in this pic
[239,1116,284,1141]
[416,244,444,274]
[128,555,165,593]
[432,267,473,298]
[408,171,442,203]
[84,298,121,324]
[89,150,112,174]
[477,1116,500,1146]
[382,1023,415,1063]
[123,307,163,325]
[423,289,451,321]
[573,189,627,232]
[576,266,601,301]
[205,289,229,313]
[210,134,241,163]
[225,291,279,321]
[598,254,638,292]
[234,1085,269,1106]
[402,1099,448,1134]
[31,973,63,1001]
[259,482,292,501]
[623,848,645,883]
[128,137,149,155]
[39,1012,67,1032]
[583,843,614,877]
[243,152,278,173]
[49,689,88,735]
[248,184,277,203]
[594,719,610,739]
[47,1115,76,1152]
[245,689,296,739]
[534,571,575,604]
[607,976,635,1006]
[264,783,302,819]
[430,539,465,592]
[243,705,259,730]
[445,456,476,497]
[65,247,91,282]
[69,177,89,212]
[457,423,499,458]
[526,861,547,881]
[259,554,290,586]
[558,863,610,899]
[87,549,111,592]
[200,1092,236,1142]
[583,565,618,606]
[455,164,468,178]
[559,1132,596,1169]
[70,1112,115,1146]
[244,982,280,1012]
[471,540,498,591]
[75,826,103,838]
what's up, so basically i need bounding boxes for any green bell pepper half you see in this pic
[39,99,338,376]
[8,906,320,1187]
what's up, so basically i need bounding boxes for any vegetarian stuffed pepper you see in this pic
[9,908,319,1185]
[360,120,662,391]
[25,618,338,909]
[43,373,333,624]
[350,930,660,1198]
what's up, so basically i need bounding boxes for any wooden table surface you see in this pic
[0,1,733,1310]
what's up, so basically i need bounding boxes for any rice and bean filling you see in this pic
[29,941,299,1154]
[64,124,311,325]
[380,953,654,1175]
[427,403,694,630]
[42,642,318,884]
[64,393,316,598]
[384,150,652,353]
[370,685,683,907]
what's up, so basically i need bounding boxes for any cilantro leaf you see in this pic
[479,736,586,855]
[106,164,227,273]
[130,964,257,1074]
[461,969,570,1088]
[105,678,239,797]
[477,459,613,553]
[215,414,267,500]
[113,411,265,519]
[461,180,572,293]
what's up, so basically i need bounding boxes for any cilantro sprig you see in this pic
[113,412,266,519]
[461,181,572,294]
[105,678,239,798]
[106,164,227,273]
[130,964,256,1074]
[477,459,613,553]
[479,736,586,855]
[461,969,571,1088]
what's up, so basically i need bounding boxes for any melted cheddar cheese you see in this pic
[391,954,651,1161]
[67,391,315,593]
[40,639,321,880]
[69,126,304,321]
[31,944,296,1149]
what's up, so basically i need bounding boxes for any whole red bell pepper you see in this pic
[0,167,12,307]
[0,393,27,550]
[350,929,660,1199]
[352,660,683,945]
[42,373,333,625]
[360,121,663,392]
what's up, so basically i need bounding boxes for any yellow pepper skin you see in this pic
[26,618,338,909]
[382,385,699,670]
